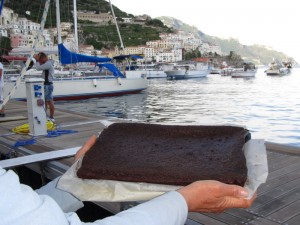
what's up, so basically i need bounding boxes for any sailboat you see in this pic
[3,0,147,101]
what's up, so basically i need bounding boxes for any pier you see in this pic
[0,101,300,225]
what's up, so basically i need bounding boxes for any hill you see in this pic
[4,0,131,26]
[81,23,171,49]
[157,16,295,65]
[5,0,172,48]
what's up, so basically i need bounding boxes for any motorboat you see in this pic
[221,68,235,76]
[265,61,290,76]
[165,63,209,80]
[231,63,257,78]
[126,63,167,79]
[210,68,221,74]
[231,69,257,78]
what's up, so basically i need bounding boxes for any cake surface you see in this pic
[77,123,249,186]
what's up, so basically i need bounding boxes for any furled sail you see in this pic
[98,63,125,78]
[58,44,111,65]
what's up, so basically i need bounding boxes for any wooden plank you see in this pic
[0,116,27,122]
[266,142,300,156]
[266,151,283,162]
[268,199,300,223]
[285,214,300,225]
[226,208,258,221]
[266,152,289,164]
[188,213,228,225]
[259,172,300,195]
[0,147,80,168]
[248,218,280,225]
[202,212,248,225]
[251,178,300,209]
[268,156,300,173]
[267,160,300,181]
[251,187,300,216]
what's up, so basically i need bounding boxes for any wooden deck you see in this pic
[1,101,300,225]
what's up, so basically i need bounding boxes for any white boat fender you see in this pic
[92,79,97,87]
[117,77,122,85]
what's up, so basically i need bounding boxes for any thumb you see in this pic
[221,184,249,198]
[74,135,97,162]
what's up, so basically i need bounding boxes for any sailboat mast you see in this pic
[0,0,51,109]
[55,0,62,44]
[73,0,79,51]
[109,0,125,50]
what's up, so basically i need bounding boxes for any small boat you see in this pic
[210,68,221,74]
[231,63,257,78]
[265,61,290,76]
[114,56,167,79]
[165,63,209,80]
[221,67,235,76]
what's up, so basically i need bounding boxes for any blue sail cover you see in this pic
[113,55,143,60]
[0,0,4,15]
[58,44,111,65]
[98,63,125,78]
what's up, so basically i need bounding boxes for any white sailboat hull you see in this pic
[165,70,209,79]
[4,77,147,101]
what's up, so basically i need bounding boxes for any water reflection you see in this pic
[57,68,300,146]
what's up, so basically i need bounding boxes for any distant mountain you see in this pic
[157,16,295,65]
[158,16,204,37]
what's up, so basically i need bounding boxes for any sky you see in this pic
[111,0,300,63]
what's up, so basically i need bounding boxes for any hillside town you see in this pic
[0,6,222,62]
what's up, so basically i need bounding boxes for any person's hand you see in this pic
[74,135,97,162]
[177,180,256,213]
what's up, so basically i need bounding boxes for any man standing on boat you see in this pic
[0,61,5,117]
[32,52,55,121]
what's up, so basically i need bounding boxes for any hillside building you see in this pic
[77,11,114,24]
[0,7,18,26]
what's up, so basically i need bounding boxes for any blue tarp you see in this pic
[58,44,111,65]
[0,0,4,15]
[97,63,125,78]
[113,55,143,60]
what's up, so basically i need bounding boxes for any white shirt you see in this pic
[0,167,188,225]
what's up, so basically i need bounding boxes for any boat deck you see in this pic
[1,101,300,225]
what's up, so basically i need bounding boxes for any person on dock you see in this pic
[32,52,55,121]
[0,62,5,117]
[0,136,255,225]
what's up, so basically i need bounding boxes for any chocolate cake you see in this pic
[77,123,249,186]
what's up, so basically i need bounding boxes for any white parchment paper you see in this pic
[243,139,268,199]
[58,139,268,202]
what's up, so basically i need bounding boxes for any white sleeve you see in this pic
[0,167,82,225]
[0,167,188,225]
[36,177,84,213]
[85,191,188,225]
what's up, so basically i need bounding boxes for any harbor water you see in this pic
[57,67,300,147]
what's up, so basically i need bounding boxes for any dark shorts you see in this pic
[44,84,54,101]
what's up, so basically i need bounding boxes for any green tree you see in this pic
[0,37,12,55]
